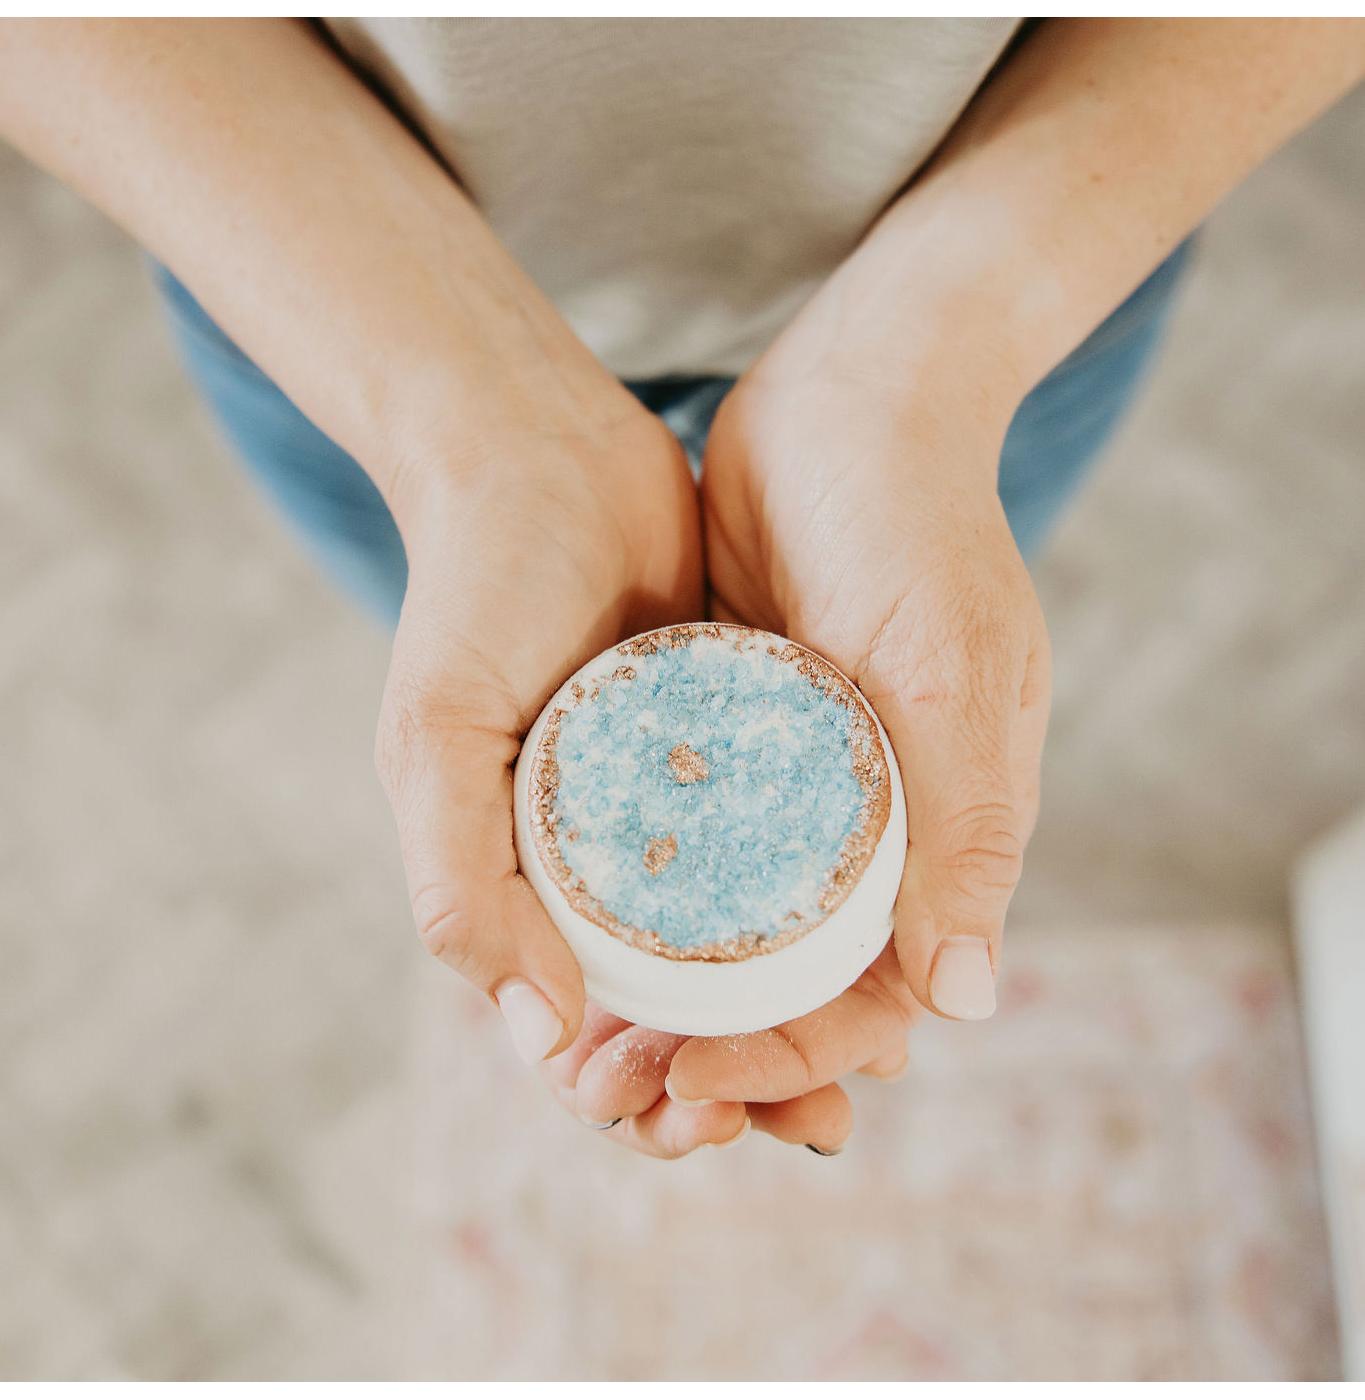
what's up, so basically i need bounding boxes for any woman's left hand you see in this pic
[701,340,1052,1020]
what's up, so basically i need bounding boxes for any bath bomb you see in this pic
[512,623,907,1035]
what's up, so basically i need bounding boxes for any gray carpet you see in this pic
[1,83,1361,1380]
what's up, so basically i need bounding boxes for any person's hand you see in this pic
[538,948,921,1158]
[374,381,703,1078]
[665,306,1051,1121]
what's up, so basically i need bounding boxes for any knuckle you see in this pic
[861,962,919,1022]
[410,883,476,966]
[771,1026,818,1098]
[934,802,1025,903]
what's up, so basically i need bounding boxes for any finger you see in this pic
[574,1024,690,1127]
[665,946,917,1103]
[608,1097,750,1160]
[749,1083,853,1155]
[858,1038,910,1082]
[864,606,1034,1022]
[541,1002,632,1096]
[376,670,586,1066]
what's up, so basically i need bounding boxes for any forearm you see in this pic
[0,20,628,526]
[798,19,1365,428]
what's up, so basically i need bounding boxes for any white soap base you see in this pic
[512,627,907,1036]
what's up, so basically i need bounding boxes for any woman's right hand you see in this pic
[375,389,703,1074]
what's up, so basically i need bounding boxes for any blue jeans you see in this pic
[154,244,1190,626]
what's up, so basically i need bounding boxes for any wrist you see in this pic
[748,265,1031,502]
[379,379,692,591]
[758,178,1110,465]
[371,351,651,546]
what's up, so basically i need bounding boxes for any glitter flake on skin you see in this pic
[551,636,865,951]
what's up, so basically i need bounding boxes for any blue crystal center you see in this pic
[551,636,865,951]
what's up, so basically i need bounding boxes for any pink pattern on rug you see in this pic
[407,924,1337,1380]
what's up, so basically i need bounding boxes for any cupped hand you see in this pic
[670,331,1052,1117]
[375,388,702,1073]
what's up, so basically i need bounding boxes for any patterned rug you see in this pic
[407,922,1336,1380]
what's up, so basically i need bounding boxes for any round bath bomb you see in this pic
[512,623,907,1035]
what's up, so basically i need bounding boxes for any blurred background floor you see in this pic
[1,87,1362,1380]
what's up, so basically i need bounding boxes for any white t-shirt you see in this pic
[326,18,1021,378]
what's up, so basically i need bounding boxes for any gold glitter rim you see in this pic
[528,622,893,964]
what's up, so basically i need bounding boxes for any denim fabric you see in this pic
[154,240,1190,625]
[999,240,1191,557]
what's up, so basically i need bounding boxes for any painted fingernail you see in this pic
[581,1116,622,1131]
[929,936,996,1020]
[806,1143,843,1157]
[494,979,564,1065]
[710,1116,751,1150]
[664,1073,713,1108]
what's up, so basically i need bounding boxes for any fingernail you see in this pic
[494,979,564,1064]
[806,1143,843,1157]
[581,1116,622,1131]
[710,1116,750,1150]
[929,936,997,1020]
[664,1073,713,1108]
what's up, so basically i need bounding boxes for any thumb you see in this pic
[871,638,1028,1022]
[376,677,585,1065]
